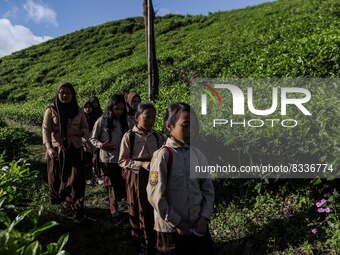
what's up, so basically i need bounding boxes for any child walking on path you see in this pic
[147,103,214,255]
[90,94,128,221]
[82,100,96,183]
[88,95,104,184]
[42,82,89,223]
[119,103,163,255]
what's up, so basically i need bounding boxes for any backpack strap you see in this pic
[152,131,160,148]
[129,130,161,157]
[128,130,136,157]
[163,145,173,173]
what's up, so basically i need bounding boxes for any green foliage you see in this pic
[0,0,339,253]
[211,180,340,253]
[0,126,37,160]
[310,189,340,253]
[0,0,338,124]
[0,201,70,255]
[0,0,338,170]
[0,157,69,255]
[0,158,37,206]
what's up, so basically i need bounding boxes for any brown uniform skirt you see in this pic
[47,144,85,211]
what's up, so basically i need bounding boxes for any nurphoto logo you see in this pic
[200,83,312,128]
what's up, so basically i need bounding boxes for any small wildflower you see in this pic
[317,208,324,213]
[324,208,331,213]
[316,199,327,208]
[311,228,317,234]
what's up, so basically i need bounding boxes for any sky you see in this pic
[0,0,274,57]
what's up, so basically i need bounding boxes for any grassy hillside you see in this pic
[0,0,339,123]
[0,0,339,169]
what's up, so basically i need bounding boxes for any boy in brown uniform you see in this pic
[147,103,214,255]
[119,103,163,255]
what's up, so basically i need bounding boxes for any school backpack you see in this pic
[121,130,163,179]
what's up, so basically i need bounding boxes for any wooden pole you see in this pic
[144,0,159,101]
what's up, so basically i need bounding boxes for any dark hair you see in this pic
[89,95,100,105]
[89,95,103,120]
[83,101,94,109]
[163,102,198,137]
[103,94,128,133]
[83,100,95,131]
[135,102,156,117]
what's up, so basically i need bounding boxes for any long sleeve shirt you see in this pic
[118,125,163,172]
[42,106,89,149]
[90,117,123,163]
[147,138,214,233]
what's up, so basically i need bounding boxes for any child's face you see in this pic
[112,103,125,118]
[168,111,190,145]
[136,108,156,131]
[131,96,141,110]
[84,103,93,114]
[58,87,72,104]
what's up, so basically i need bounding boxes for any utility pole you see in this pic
[143,0,159,101]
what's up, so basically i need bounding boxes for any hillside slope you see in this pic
[0,0,339,106]
[0,0,339,168]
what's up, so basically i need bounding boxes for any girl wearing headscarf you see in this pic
[42,82,89,223]
[126,92,141,129]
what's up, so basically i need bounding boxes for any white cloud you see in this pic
[0,18,52,57]
[23,0,57,26]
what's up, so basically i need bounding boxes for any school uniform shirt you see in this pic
[147,138,214,233]
[118,126,163,172]
[90,117,123,163]
[42,107,89,149]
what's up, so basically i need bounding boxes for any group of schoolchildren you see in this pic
[42,82,215,255]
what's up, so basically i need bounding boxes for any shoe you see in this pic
[119,199,128,212]
[111,212,121,224]
[86,179,94,185]
[59,207,73,217]
[74,211,86,223]
[96,177,103,185]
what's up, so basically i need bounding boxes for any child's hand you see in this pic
[141,161,150,170]
[193,217,208,235]
[47,148,57,160]
[176,221,190,235]
[100,142,116,151]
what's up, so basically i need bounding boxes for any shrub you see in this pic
[0,127,36,161]
[0,200,70,255]
[0,158,37,206]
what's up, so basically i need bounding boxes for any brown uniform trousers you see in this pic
[100,162,126,215]
[156,231,214,255]
[127,165,156,255]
